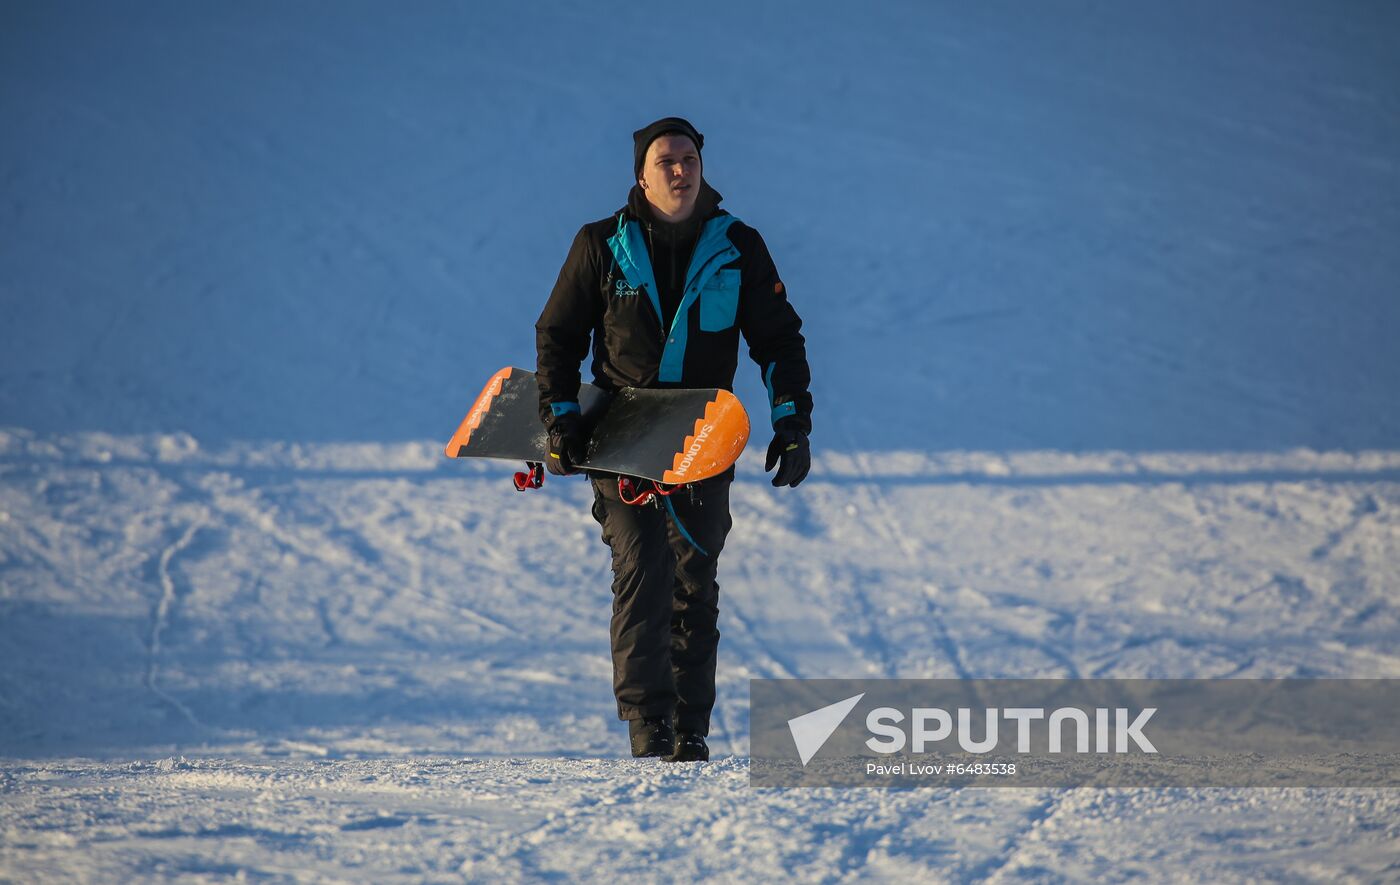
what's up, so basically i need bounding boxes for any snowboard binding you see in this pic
[617,475,685,507]
[513,461,545,491]
[511,463,689,512]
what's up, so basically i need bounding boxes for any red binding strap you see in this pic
[618,476,687,506]
[618,476,652,505]
[513,462,545,491]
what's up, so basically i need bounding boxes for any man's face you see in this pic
[639,134,702,221]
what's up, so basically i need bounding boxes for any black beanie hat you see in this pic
[633,116,704,179]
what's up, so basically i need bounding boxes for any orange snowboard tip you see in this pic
[662,389,750,484]
[445,366,514,458]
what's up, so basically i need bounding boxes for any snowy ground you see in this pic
[4,0,1400,881]
[6,758,1399,882]
[3,434,1399,881]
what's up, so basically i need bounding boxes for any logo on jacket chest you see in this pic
[613,278,643,299]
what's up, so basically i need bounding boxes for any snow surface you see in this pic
[3,1,1400,882]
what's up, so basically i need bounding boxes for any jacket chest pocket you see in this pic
[699,268,740,332]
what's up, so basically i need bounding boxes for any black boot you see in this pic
[629,717,675,758]
[670,731,709,762]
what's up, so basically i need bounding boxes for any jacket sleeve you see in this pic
[736,226,813,435]
[535,226,600,429]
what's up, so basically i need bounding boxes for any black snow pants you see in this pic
[589,471,733,736]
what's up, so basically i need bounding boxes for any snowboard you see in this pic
[445,367,750,484]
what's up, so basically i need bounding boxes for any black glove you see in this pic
[765,417,810,488]
[545,413,588,476]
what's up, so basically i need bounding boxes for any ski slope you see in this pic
[3,1,1399,881]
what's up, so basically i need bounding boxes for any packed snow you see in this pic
[3,1,1399,882]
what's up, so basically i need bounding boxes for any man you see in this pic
[535,117,812,762]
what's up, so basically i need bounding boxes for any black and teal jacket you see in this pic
[535,182,812,435]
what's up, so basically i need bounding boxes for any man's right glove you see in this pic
[545,413,588,476]
[765,417,810,488]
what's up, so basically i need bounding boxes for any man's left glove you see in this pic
[545,413,588,476]
[765,417,810,488]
